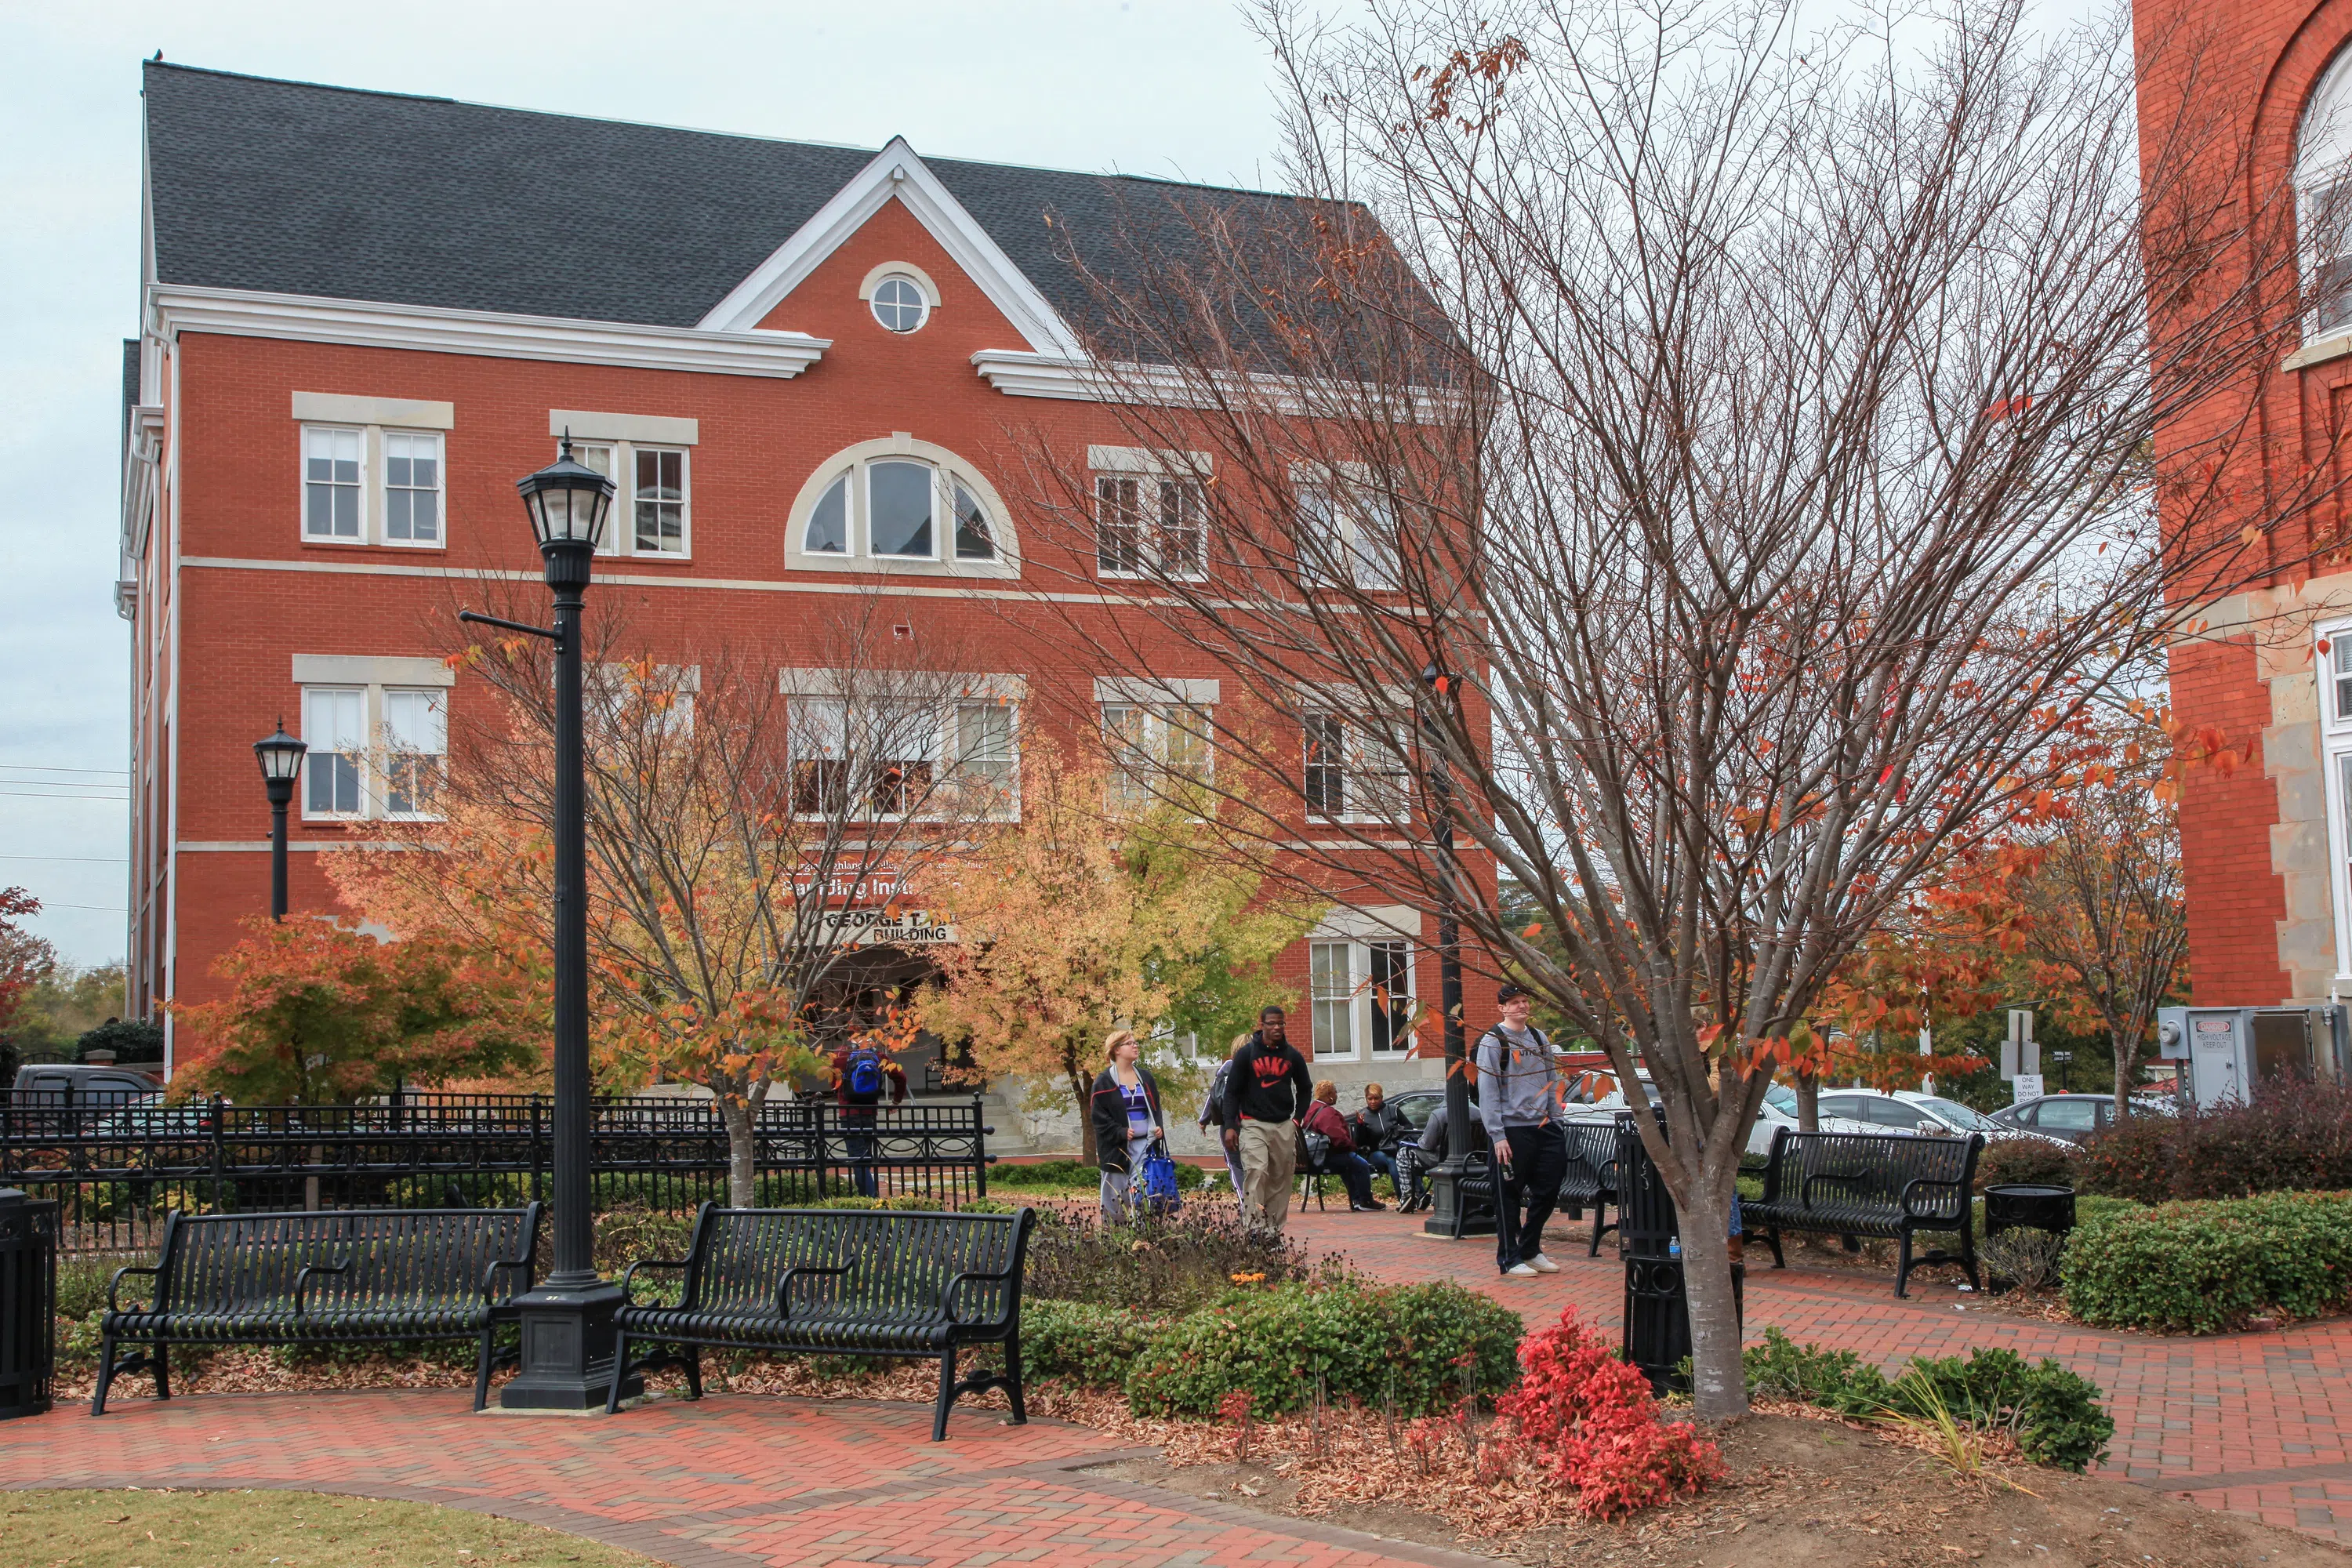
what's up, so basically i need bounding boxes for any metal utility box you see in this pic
[2157,1005,2349,1109]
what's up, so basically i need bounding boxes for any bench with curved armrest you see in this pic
[1557,1119,1622,1256]
[1741,1127,1981,1297]
[610,1204,1034,1440]
[93,1205,542,1414]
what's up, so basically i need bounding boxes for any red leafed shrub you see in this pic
[1495,1307,1722,1519]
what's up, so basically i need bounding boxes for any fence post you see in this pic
[210,1098,226,1214]
[530,1094,546,1205]
[971,1094,988,1198]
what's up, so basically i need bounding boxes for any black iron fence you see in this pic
[0,1092,993,1255]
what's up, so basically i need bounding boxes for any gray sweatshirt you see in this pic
[1475,1024,1560,1143]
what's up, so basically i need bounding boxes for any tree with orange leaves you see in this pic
[170,916,537,1102]
[333,598,1002,1203]
[0,888,56,1047]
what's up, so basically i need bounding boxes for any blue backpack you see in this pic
[844,1046,884,1102]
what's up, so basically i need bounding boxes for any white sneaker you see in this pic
[1504,1262,1540,1278]
[1528,1254,1561,1274]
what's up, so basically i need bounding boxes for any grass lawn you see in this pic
[0,1489,659,1568]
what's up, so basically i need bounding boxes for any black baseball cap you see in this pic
[1497,984,1531,1004]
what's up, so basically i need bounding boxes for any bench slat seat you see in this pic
[612,1204,1033,1440]
[1558,1119,1621,1255]
[1743,1128,1980,1297]
[93,1206,542,1415]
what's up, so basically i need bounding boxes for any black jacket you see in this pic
[1352,1102,1411,1156]
[1220,1032,1313,1126]
[1090,1065,1165,1173]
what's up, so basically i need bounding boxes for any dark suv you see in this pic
[9,1062,165,1135]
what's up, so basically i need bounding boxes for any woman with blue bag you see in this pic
[1088,1029,1169,1221]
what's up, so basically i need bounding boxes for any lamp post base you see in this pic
[497,1278,641,1412]
[1424,1157,1496,1236]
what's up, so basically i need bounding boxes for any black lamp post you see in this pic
[459,437,637,1411]
[1418,662,1489,1236]
[252,723,307,920]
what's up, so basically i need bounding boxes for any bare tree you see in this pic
[996,0,2331,1417]
[343,589,1007,1204]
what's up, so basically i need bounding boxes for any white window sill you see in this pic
[2285,334,2352,372]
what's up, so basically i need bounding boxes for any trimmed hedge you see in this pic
[2062,1190,2352,1334]
[1021,1299,1173,1388]
[1122,1276,1521,1418]
[1973,1136,2082,1193]
[1742,1328,2111,1471]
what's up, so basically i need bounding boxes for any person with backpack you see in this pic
[1219,1005,1313,1232]
[1196,1033,1250,1198]
[833,1030,908,1199]
[1089,1029,1169,1221]
[1479,983,1569,1277]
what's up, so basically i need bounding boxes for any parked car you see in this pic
[1990,1091,2170,1145]
[1573,1074,1875,1156]
[8,1062,166,1135]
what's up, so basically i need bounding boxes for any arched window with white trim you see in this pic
[783,437,1018,579]
[2299,45,2352,339]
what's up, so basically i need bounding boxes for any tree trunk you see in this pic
[1795,1073,1820,1133]
[2113,1027,2134,1120]
[720,1096,757,1209]
[1071,1068,1096,1165]
[1674,1178,1748,1421]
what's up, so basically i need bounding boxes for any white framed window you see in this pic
[789,695,1017,820]
[871,274,929,333]
[568,440,691,559]
[2300,45,2352,340]
[1297,481,1399,590]
[1309,937,1417,1060]
[303,427,364,541]
[302,687,365,817]
[2321,624,2352,977]
[381,432,443,546]
[1102,701,1212,809]
[301,678,451,821]
[1302,711,1409,822]
[787,443,1011,574]
[1094,470,1207,580]
[299,422,448,549]
[380,688,447,816]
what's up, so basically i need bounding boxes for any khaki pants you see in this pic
[1236,1119,1298,1232]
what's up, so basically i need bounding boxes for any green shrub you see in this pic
[1021,1299,1171,1388]
[2062,1190,2352,1333]
[1974,1136,2082,1193]
[1123,1277,1521,1419]
[990,1159,1206,1192]
[1740,1329,2111,1471]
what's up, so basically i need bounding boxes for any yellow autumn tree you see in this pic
[918,742,1316,1160]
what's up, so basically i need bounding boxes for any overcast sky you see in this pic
[0,1,1288,970]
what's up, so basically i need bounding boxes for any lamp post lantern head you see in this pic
[517,434,616,588]
[254,720,307,803]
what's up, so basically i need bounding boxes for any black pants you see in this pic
[1496,1122,1568,1272]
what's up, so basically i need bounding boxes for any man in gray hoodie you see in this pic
[1479,983,1569,1277]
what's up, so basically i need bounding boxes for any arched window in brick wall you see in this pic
[2298,43,2352,339]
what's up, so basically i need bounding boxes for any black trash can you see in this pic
[1984,1182,2076,1239]
[1615,1113,1744,1396]
[0,1189,57,1421]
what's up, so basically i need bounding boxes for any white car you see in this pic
[1818,1087,2071,1149]
[1566,1074,1874,1156]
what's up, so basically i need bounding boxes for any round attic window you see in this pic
[870,275,928,333]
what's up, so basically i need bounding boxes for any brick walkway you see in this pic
[1286,1204,2352,1543]
[1,1391,1493,1568]
[11,1203,2350,1562]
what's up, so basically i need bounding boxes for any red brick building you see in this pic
[117,63,1478,1103]
[2135,2,2352,1023]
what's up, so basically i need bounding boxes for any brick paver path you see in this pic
[1,1390,1496,1568]
[1286,1205,2352,1542]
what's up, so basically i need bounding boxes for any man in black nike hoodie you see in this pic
[1220,1005,1313,1232]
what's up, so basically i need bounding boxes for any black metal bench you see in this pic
[1744,1128,1981,1297]
[1558,1119,1621,1256]
[612,1204,1034,1440]
[93,1204,542,1414]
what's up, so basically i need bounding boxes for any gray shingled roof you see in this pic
[142,61,1305,338]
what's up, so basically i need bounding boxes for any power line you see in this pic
[0,855,128,863]
[0,764,128,776]
[0,790,129,803]
[34,902,127,913]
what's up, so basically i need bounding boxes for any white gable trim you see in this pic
[696,138,1084,357]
